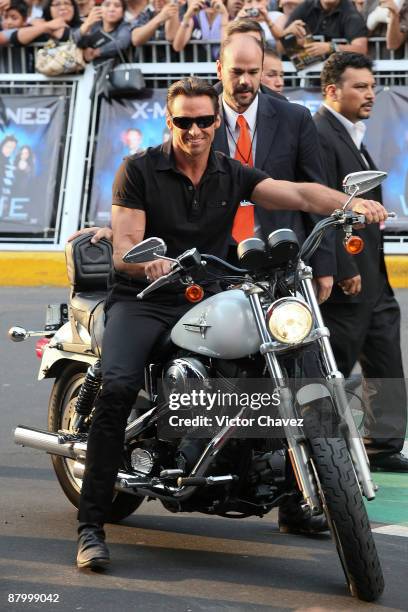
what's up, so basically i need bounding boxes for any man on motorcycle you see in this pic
[76,69,388,570]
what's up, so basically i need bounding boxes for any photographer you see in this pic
[173,0,229,54]
[73,0,131,63]
[235,0,283,44]
[285,0,368,57]
[131,0,180,45]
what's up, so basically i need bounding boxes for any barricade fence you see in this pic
[0,45,407,254]
[1,37,408,74]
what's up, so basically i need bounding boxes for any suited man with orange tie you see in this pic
[213,36,336,307]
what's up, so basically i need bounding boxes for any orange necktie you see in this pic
[232,115,255,243]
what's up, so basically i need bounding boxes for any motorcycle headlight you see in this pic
[266,298,313,345]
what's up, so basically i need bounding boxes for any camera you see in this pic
[245,8,260,17]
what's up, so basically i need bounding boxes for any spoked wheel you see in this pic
[47,362,144,522]
[309,435,384,601]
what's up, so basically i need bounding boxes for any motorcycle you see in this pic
[10,171,388,601]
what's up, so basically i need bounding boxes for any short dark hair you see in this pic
[320,52,374,95]
[167,77,219,115]
[224,18,265,43]
[6,0,28,20]
[220,34,264,64]
[263,44,281,60]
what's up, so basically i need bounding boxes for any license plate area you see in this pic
[45,303,68,331]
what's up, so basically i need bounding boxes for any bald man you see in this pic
[213,35,335,305]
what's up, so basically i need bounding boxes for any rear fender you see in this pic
[39,321,97,380]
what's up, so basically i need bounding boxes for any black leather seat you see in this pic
[65,234,113,331]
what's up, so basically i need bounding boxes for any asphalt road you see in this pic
[1,288,407,612]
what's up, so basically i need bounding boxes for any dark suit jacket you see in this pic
[313,105,389,303]
[213,84,335,277]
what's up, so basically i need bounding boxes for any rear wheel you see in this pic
[47,362,144,522]
[309,435,384,601]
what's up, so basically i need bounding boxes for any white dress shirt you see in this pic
[323,103,367,150]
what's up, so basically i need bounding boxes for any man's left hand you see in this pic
[68,226,112,243]
[350,199,388,224]
[312,275,333,304]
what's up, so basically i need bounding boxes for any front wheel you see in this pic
[309,436,384,602]
[47,362,144,522]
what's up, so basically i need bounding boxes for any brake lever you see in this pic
[136,267,181,299]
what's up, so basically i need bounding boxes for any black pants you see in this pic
[78,296,192,525]
[321,284,407,457]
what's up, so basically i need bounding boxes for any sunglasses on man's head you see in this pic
[171,115,216,130]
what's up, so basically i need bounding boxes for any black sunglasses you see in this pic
[171,115,216,130]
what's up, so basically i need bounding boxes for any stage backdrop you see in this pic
[0,96,65,235]
[90,87,408,230]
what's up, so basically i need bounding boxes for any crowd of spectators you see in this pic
[0,0,407,65]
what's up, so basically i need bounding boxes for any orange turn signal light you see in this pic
[185,284,204,303]
[344,235,364,255]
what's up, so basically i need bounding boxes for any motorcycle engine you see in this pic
[162,356,210,396]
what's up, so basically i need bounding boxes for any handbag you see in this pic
[107,62,145,96]
[92,31,145,99]
[35,38,85,77]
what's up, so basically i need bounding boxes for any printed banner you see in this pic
[89,87,408,230]
[89,91,168,224]
[0,96,65,235]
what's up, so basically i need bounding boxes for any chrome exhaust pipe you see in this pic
[14,426,87,459]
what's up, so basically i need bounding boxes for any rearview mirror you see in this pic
[123,237,167,263]
[342,171,387,196]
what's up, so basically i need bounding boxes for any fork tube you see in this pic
[248,293,321,512]
[301,275,376,499]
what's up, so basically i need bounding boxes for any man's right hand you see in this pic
[338,274,362,296]
[144,258,173,281]
[68,226,113,243]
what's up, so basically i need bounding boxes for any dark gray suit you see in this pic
[314,105,407,458]
[213,86,335,277]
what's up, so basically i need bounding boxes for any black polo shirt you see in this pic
[287,0,368,41]
[112,141,268,262]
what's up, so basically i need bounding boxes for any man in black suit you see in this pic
[213,34,336,304]
[314,52,408,471]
